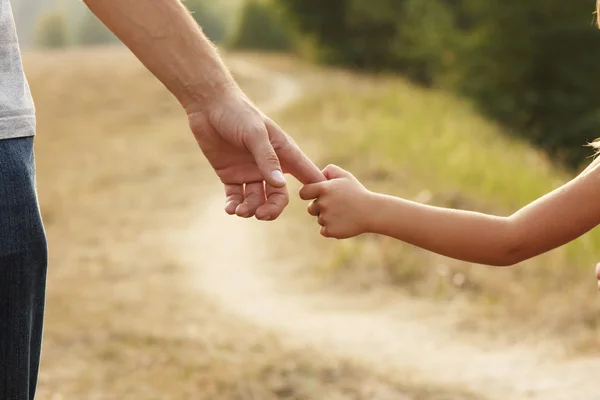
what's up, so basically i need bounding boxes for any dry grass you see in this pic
[24,47,475,399]
[272,59,600,352]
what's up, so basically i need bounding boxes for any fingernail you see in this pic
[271,170,286,185]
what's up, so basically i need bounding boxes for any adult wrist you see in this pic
[181,74,241,116]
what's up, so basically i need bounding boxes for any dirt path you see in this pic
[33,48,470,400]
[174,56,600,400]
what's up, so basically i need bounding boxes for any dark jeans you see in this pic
[0,137,47,400]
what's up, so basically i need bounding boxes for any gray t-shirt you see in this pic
[0,0,35,139]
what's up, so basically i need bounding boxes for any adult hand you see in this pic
[188,87,325,221]
[82,0,323,220]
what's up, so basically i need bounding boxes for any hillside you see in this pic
[24,47,479,399]
[270,55,600,349]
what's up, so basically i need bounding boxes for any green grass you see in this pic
[278,68,600,350]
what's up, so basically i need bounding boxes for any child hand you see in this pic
[299,164,373,239]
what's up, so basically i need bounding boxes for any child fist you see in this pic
[299,164,373,239]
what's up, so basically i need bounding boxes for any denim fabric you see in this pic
[0,136,47,400]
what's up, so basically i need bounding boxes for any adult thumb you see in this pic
[246,126,286,188]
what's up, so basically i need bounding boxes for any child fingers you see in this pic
[322,164,352,180]
[299,183,326,200]
[307,200,320,216]
[317,215,326,227]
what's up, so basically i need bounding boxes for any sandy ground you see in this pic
[25,47,600,399]
[27,47,472,400]
[175,55,600,400]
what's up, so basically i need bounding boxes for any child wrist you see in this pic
[360,191,380,234]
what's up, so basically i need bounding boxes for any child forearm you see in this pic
[366,162,600,266]
[366,193,520,266]
[305,163,600,264]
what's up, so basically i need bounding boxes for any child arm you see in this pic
[301,162,600,266]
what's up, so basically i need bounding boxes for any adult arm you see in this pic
[83,0,325,220]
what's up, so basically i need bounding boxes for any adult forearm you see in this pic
[83,0,236,113]
[367,193,516,266]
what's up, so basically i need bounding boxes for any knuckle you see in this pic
[326,227,339,239]
[272,132,295,152]
[242,122,268,143]
[264,151,280,165]
[188,112,209,131]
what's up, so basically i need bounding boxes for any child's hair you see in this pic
[591,2,599,151]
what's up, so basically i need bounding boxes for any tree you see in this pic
[34,11,69,49]
[228,0,295,51]
[77,9,118,46]
[450,1,600,166]
[185,0,228,43]
[277,0,600,168]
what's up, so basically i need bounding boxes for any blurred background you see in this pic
[13,0,600,399]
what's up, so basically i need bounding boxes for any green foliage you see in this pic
[185,0,228,43]
[228,0,295,52]
[34,11,69,49]
[76,10,118,46]
[277,0,600,168]
[451,1,600,167]
[276,0,455,77]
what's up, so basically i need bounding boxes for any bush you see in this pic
[450,1,600,167]
[276,0,457,81]
[34,11,69,49]
[77,10,118,46]
[278,0,600,168]
[185,0,228,43]
[228,0,295,52]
